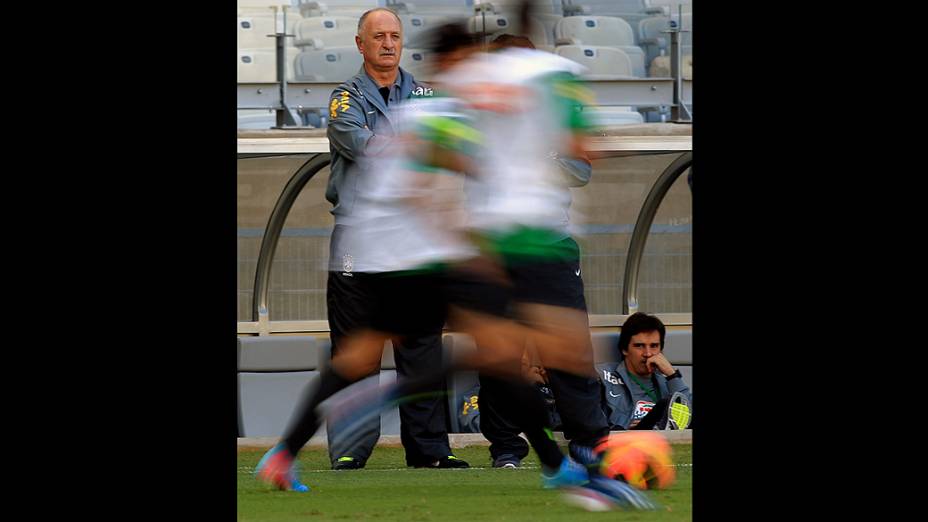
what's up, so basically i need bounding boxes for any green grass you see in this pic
[238,444,692,521]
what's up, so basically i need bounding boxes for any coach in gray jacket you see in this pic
[596,313,692,430]
[322,7,466,470]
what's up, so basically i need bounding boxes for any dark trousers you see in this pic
[478,373,530,461]
[325,271,453,467]
[479,248,610,459]
[479,369,610,461]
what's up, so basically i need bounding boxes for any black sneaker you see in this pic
[492,454,521,469]
[413,455,470,468]
[332,456,364,470]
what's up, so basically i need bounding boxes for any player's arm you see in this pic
[549,73,595,186]
[325,88,391,161]
[554,155,592,188]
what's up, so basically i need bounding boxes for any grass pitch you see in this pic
[238,444,692,521]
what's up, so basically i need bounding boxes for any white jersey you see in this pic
[334,96,477,274]
[440,48,589,235]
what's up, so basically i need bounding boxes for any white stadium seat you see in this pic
[555,45,634,79]
[555,16,646,77]
[238,10,278,49]
[398,13,455,49]
[468,13,511,35]
[648,53,692,80]
[293,46,363,82]
[293,15,359,46]
[638,13,691,72]
[238,47,299,82]
[399,48,431,79]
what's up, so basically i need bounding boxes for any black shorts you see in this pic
[328,270,446,339]
[327,266,512,340]
[506,256,587,311]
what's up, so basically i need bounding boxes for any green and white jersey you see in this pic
[441,48,594,262]
[336,95,481,273]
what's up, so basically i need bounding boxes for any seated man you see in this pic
[475,351,564,468]
[597,312,692,430]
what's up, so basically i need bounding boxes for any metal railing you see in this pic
[251,153,331,334]
[622,151,692,314]
[239,135,691,334]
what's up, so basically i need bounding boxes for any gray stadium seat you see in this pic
[468,12,512,36]
[399,48,431,79]
[238,336,326,437]
[562,0,661,39]
[238,10,278,50]
[293,16,359,48]
[528,13,563,48]
[293,46,363,81]
[644,0,692,16]
[592,331,621,364]
[584,106,645,126]
[398,13,455,49]
[555,45,634,79]
[238,47,299,82]
[298,0,379,17]
[638,13,691,72]
[554,16,646,77]
[662,329,692,364]
[307,337,401,435]
[238,6,303,49]
[648,53,691,79]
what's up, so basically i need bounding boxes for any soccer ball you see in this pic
[594,432,675,490]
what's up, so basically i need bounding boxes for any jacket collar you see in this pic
[353,65,414,117]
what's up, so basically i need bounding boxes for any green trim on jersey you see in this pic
[541,72,594,131]
[417,114,483,153]
[482,227,580,263]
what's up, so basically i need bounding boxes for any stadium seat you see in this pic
[238,335,326,437]
[238,10,278,50]
[293,16,359,48]
[240,0,296,8]
[555,45,634,79]
[592,332,621,365]
[638,13,691,72]
[644,0,692,16]
[584,106,645,126]
[648,53,692,79]
[399,48,431,78]
[297,0,380,18]
[238,47,300,82]
[313,337,401,436]
[662,330,692,365]
[238,5,303,50]
[293,46,363,81]
[562,0,661,39]
[468,12,512,36]
[398,13,455,49]
[527,13,563,48]
[554,16,646,77]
